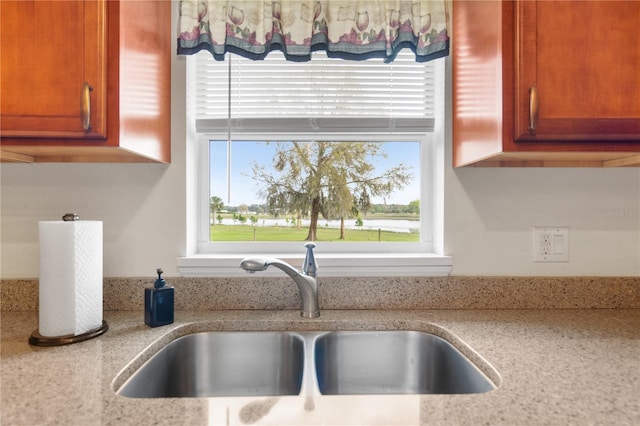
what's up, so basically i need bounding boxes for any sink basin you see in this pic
[116,329,496,398]
[314,331,495,395]
[117,331,304,398]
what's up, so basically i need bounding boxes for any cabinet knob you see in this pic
[528,85,539,135]
[81,82,93,131]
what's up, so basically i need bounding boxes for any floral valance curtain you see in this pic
[178,0,449,63]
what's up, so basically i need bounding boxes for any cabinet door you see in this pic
[0,1,106,138]
[515,1,640,142]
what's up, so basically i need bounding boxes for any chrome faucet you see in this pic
[240,242,319,318]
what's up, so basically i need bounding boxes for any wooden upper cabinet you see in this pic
[453,0,640,167]
[0,0,170,163]
[514,1,640,142]
[0,1,106,139]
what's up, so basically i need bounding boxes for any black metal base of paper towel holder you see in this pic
[29,321,108,347]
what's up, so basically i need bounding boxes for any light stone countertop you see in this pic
[1,309,639,426]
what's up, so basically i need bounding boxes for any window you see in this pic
[208,139,422,243]
[179,51,450,276]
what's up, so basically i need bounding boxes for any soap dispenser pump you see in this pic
[145,268,174,327]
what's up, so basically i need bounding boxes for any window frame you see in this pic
[178,57,451,277]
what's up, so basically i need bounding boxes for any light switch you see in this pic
[553,234,564,254]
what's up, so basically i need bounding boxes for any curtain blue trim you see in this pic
[177,31,449,63]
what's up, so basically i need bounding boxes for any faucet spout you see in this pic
[240,245,320,318]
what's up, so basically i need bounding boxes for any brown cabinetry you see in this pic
[453,0,640,167]
[0,0,170,163]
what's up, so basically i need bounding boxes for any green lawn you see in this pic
[210,224,419,242]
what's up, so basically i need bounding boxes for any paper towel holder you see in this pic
[29,321,109,347]
[30,212,108,346]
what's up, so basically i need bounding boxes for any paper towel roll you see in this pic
[38,220,103,337]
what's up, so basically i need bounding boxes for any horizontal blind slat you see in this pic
[194,50,437,132]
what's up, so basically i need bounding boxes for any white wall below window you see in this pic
[3,163,637,278]
[1,4,638,279]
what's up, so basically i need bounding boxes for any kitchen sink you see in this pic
[314,331,495,395]
[117,331,304,398]
[116,330,496,398]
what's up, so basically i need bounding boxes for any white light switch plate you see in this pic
[533,227,569,262]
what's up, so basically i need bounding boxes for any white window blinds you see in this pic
[193,50,437,134]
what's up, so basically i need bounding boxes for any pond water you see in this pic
[215,218,419,233]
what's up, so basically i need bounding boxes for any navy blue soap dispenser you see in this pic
[145,268,174,327]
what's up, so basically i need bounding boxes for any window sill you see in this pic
[177,253,452,277]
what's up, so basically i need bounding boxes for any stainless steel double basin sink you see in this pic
[116,330,497,398]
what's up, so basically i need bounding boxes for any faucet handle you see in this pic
[303,242,317,277]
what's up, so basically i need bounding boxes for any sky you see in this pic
[210,140,421,206]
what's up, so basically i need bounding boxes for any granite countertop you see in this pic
[1,309,639,425]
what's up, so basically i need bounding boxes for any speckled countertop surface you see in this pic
[1,309,639,425]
